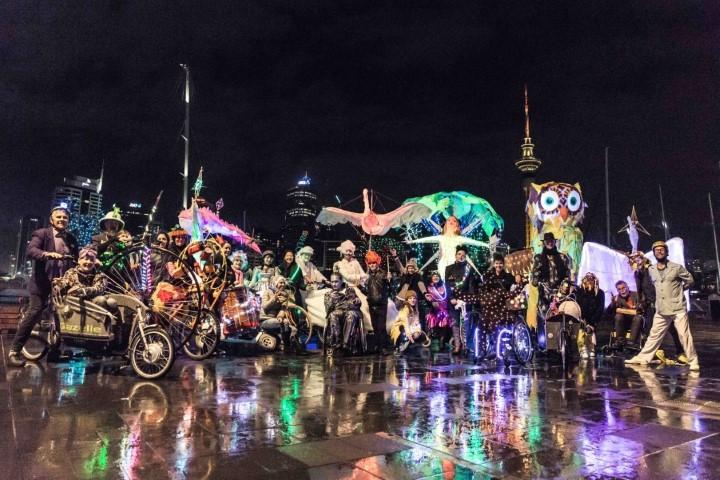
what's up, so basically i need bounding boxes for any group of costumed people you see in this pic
[5,180,700,370]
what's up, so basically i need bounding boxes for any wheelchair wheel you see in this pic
[129,327,175,380]
[21,332,49,361]
[103,244,202,347]
[471,326,489,362]
[257,332,277,351]
[295,315,311,345]
[512,320,534,365]
[496,327,514,366]
[183,309,220,360]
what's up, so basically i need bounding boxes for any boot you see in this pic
[7,351,26,368]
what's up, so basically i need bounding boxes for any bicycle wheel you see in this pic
[512,319,534,365]
[183,309,220,360]
[129,327,175,379]
[21,332,49,361]
[103,244,202,347]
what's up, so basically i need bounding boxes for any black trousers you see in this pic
[369,303,389,350]
[614,313,643,344]
[12,293,47,352]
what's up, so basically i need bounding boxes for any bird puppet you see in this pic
[316,188,431,236]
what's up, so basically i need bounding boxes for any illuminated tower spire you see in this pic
[515,85,542,247]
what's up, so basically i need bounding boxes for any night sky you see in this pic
[1,1,719,271]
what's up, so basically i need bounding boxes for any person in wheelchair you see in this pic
[609,280,643,350]
[478,256,516,336]
[324,273,363,356]
[391,291,429,355]
[260,276,301,353]
[550,279,575,308]
[575,272,605,359]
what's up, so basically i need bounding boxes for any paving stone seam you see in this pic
[637,431,720,459]
[374,431,497,474]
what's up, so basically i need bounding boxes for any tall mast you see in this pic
[709,193,720,293]
[605,147,610,245]
[98,159,105,194]
[659,184,669,240]
[180,64,191,209]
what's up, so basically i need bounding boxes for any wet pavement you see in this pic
[2,320,720,480]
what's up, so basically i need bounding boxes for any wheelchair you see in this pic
[454,291,534,366]
[536,283,583,369]
[600,307,646,357]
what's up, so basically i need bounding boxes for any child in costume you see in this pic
[249,250,280,293]
[54,247,107,301]
[425,271,450,349]
[391,290,429,354]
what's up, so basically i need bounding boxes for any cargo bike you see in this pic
[21,244,204,379]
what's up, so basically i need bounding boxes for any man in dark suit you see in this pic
[445,245,479,354]
[7,206,78,367]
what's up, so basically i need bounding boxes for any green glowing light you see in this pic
[83,440,109,475]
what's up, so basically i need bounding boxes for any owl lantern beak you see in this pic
[559,206,569,221]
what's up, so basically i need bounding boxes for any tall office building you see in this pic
[282,174,319,248]
[51,166,104,246]
[52,174,103,216]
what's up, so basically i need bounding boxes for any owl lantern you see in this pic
[527,181,587,274]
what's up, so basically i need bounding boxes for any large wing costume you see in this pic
[317,188,430,236]
[402,191,504,238]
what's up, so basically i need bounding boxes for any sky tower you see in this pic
[514,85,542,248]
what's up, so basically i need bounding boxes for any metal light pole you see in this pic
[180,64,191,209]
[604,147,610,245]
[709,193,720,293]
[659,184,669,240]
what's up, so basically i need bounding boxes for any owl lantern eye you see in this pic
[540,191,560,211]
[567,191,582,212]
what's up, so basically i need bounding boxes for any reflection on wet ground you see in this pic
[2,329,720,479]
